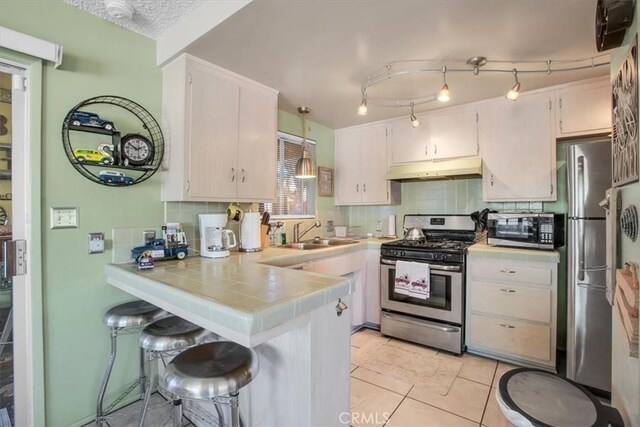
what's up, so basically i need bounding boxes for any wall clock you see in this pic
[121,133,154,166]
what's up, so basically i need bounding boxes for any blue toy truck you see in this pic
[131,238,188,262]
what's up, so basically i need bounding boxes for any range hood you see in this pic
[386,156,482,181]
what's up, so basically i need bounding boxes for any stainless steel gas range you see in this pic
[380,214,476,354]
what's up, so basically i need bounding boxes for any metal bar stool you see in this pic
[162,341,259,427]
[138,315,213,426]
[96,301,169,426]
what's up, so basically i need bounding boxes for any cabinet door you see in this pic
[480,93,556,201]
[428,109,479,159]
[187,61,239,199]
[360,123,391,204]
[557,79,611,137]
[335,129,362,204]
[237,83,277,201]
[365,248,381,325]
[389,116,430,164]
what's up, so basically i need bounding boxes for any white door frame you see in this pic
[0,56,42,427]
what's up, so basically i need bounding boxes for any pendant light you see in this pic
[358,89,368,115]
[295,106,316,179]
[506,69,521,101]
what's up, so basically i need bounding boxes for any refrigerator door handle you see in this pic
[577,155,585,218]
[577,282,607,292]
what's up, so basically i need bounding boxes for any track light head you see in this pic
[358,98,368,115]
[505,69,521,101]
[438,83,450,103]
[410,102,420,127]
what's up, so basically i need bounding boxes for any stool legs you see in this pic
[138,351,154,427]
[172,399,182,427]
[229,391,240,427]
[96,327,118,426]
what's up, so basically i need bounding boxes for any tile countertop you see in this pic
[105,238,388,347]
[468,242,560,263]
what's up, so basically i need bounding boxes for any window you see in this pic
[260,131,316,219]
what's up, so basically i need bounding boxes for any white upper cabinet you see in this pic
[335,123,400,205]
[389,107,478,165]
[479,91,556,202]
[389,115,430,164]
[161,54,278,202]
[555,77,611,138]
[427,108,479,159]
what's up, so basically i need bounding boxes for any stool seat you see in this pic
[139,316,210,352]
[103,301,167,328]
[163,342,259,399]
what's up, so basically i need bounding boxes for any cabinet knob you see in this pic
[336,298,348,317]
[363,183,366,192]
[231,167,236,182]
[356,184,359,193]
[434,144,438,155]
[500,323,516,329]
[500,269,516,274]
[241,168,246,183]
[500,288,516,293]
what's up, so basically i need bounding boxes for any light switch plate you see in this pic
[88,232,105,254]
[50,207,78,229]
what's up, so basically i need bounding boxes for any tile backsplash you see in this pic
[345,178,544,236]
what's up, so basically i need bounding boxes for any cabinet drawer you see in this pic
[470,259,552,286]
[469,282,551,323]
[468,313,551,362]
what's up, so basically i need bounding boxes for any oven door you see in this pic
[380,258,463,325]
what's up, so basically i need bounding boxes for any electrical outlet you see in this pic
[88,232,105,254]
[50,207,78,229]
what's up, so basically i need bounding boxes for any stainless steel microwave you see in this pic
[487,213,565,250]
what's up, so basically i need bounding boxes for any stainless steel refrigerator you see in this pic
[567,139,612,392]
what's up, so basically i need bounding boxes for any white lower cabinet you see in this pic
[466,250,558,370]
[307,250,367,330]
[365,248,381,326]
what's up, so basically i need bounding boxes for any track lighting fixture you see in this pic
[294,106,316,179]
[505,69,521,101]
[410,102,420,128]
[358,92,368,116]
[437,66,450,103]
[358,54,609,114]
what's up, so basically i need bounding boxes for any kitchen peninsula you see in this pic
[105,243,374,426]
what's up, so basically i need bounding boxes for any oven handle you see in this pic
[381,312,460,333]
[380,258,463,272]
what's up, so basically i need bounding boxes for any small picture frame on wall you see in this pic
[318,167,334,197]
[612,33,639,187]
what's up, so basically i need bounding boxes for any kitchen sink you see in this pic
[309,238,359,246]
[281,238,359,250]
[282,243,328,250]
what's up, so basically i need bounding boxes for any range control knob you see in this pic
[400,251,406,257]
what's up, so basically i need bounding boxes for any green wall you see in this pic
[0,1,164,425]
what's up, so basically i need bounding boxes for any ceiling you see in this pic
[67,0,612,129]
[64,0,203,40]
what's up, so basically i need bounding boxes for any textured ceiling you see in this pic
[64,0,203,39]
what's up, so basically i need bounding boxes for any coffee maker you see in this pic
[198,214,237,258]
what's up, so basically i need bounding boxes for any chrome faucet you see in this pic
[293,220,321,243]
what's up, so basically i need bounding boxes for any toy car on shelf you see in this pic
[70,111,115,131]
[131,238,188,262]
[73,149,113,165]
[98,170,134,185]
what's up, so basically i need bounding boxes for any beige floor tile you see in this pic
[386,397,478,427]
[351,366,412,395]
[482,387,510,427]
[386,337,439,357]
[491,361,519,388]
[351,328,389,349]
[407,376,490,422]
[350,378,404,427]
[458,352,498,385]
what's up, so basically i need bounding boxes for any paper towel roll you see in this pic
[388,214,396,237]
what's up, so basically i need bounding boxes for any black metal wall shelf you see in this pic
[61,95,164,187]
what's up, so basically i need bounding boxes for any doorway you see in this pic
[0,57,41,427]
